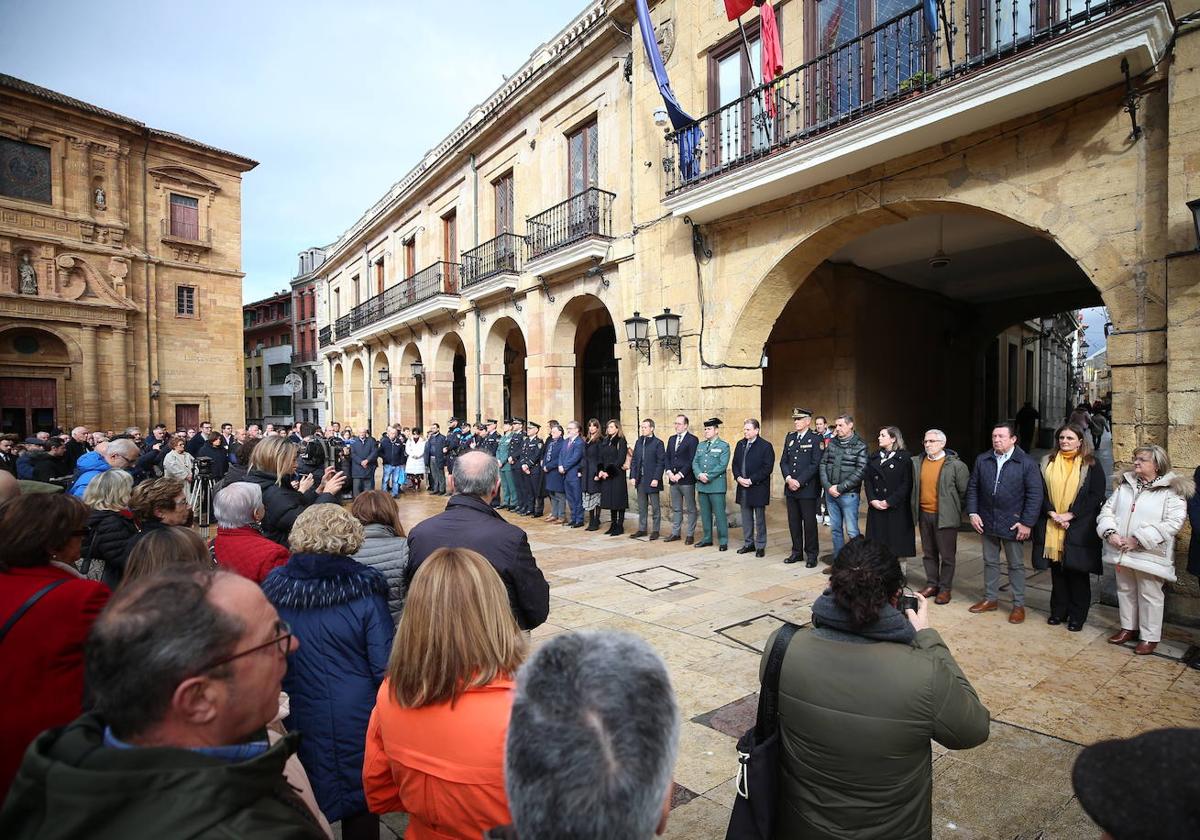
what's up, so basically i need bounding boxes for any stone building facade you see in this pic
[242,290,293,429]
[316,0,1199,618]
[291,246,327,427]
[0,74,256,436]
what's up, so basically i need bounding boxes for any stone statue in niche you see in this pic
[18,254,38,295]
[94,186,106,210]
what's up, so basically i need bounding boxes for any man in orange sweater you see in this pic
[910,429,970,604]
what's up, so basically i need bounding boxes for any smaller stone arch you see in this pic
[0,323,81,364]
[331,362,345,424]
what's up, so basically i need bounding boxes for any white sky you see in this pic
[1,0,588,301]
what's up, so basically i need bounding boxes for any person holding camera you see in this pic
[246,436,347,546]
[762,536,990,839]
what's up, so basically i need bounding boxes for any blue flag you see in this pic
[635,0,703,181]
[924,0,938,36]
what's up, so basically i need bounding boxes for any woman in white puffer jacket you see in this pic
[1096,444,1193,655]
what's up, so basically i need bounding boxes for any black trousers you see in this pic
[516,470,532,511]
[785,496,819,560]
[1050,563,1092,623]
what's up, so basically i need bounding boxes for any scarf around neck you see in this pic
[810,590,916,644]
[1044,451,1082,562]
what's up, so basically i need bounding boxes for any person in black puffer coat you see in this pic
[196,434,229,482]
[80,469,138,587]
[246,437,346,546]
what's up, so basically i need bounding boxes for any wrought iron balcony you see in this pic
[160,217,213,247]
[318,325,332,348]
[331,261,460,342]
[525,187,615,261]
[663,0,1148,195]
[461,233,525,287]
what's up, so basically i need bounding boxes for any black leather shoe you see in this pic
[805,557,818,568]
[784,554,801,564]
[631,531,647,539]
[719,545,728,551]
[1067,621,1084,632]
[663,535,681,543]
[755,549,765,558]
[737,546,755,555]
[1047,616,1063,626]
[695,540,713,548]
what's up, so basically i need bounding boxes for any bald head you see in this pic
[0,470,18,504]
[451,450,500,498]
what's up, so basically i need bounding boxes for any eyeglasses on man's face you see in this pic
[198,620,292,674]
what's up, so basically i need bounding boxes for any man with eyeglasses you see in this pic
[0,568,328,838]
[186,420,214,457]
[910,429,970,605]
[68,438,140,497]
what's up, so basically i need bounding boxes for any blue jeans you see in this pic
[382,465,405,496]
[826,491,860,557]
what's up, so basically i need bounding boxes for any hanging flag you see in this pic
[760,1,783,118]
[635,0,703,181]
[724,0,755,21]
[924,0,938,37]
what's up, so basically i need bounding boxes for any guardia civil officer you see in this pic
[506,418,526,511]
[781,407,823,566]
[693,418,731,550]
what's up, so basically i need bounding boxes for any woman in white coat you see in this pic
[404,428,426,491]
[1096,444,1193,655]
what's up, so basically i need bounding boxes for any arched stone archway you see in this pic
[398,342,423,429]
[371,349,389,432]
[0,325,77,437]
[432,332,467,424]
[549,294,621,425]
[348,358,365,432]
[331,362,345,425]
[482,316,527,422]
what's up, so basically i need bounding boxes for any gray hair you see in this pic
[213,482,264,529]
[924,429,947,443]
[107,438,140,460]
[1132,444,1171,477]
[84,468,134,512]
[506,630,679,840]
[453,450,500,497]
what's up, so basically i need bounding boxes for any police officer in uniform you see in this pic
[780,407,823,566]
[506,418,526,511]
[692,418,731,551]
[519,421,545,517]
[482,419,501,457]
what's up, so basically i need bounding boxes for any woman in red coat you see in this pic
[212,481,289,583]
[0,494,110,799]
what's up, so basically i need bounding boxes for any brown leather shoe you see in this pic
[1134,641,1158,655]
[685,535,694,545]
[918,585,939,598]
[1108,629,1137,645]
[1008,606,1026,624]
[935,590,952,605]
[968,599,998,613]
[543,514,557,522]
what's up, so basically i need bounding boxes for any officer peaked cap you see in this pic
[703,417,722,428]
[792,407,814,419]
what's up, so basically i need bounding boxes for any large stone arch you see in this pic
[331,362,345,425]
[397,341,424,429]
[348,358,365,431]
[483,316,527,422]
[547,293,623,426]
[0,324,80,436]
[432,331,467,422]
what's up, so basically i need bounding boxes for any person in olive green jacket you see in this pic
[909,429,971,604]
[692,417,731,550]
[0,570,328,840]
[762,536,990,840]
[497,420,518,510]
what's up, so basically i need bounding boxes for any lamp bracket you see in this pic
[1121,57,1143,141]
[683,216,712,262]
[509,289,522,312]
[657,335,682,363]
[628,338,651,364]
[536,275,555,303]
[420,318,437,336]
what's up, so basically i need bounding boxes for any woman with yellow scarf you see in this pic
[1031,424,1107,631]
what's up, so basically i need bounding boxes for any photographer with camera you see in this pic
[759,535,989,839]
[294,423,325,478]
[245,436,347,545]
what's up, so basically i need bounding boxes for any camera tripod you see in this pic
[189,474,217,538]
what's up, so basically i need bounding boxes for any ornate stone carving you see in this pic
[18,253,38,295]
[656,19,676,64]
[94,186,106,210]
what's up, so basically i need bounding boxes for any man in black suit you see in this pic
[629,418,666,540]
[733,418,775,557]
[780,407,823,566]
[664,414,699,544]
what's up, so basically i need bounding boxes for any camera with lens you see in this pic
[300,438,326,471]
[194,456,213,480]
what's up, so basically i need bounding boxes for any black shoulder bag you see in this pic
[724,622,800,840]
[0,579,70,644]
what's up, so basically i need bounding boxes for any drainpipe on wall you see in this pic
[140,135,157,430]
[470,153,482,424]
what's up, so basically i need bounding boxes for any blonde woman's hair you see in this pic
[1132,444,1171,477]
[387,547,525,708]
[123,526,212,585]
[288,503,364,555]
[248,435,299,486]
[84,468,134,512]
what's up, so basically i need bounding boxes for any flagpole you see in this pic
[735,17,773,138]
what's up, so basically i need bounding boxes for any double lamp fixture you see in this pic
[624,308,681,364]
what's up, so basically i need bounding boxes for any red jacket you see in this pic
[213,526,290,583]
[0,563,110,799]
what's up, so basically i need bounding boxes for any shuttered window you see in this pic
[169,193,200,240]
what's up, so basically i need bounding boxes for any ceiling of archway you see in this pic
[829,213,1095,305]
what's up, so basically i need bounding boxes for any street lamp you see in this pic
[150,379,160,399]
[653,308,681,363]
[410,361,424,380]
[652,107,669,127]
[378,367,391,428]
[624,311,651,363]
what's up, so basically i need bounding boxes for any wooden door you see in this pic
[1,377,56,437]
[175,403,200,431]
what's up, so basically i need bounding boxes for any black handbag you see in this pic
[725,621,800,840]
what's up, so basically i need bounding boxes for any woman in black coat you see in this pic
[196,434,229,481]
[80,468,138,586]
[1031,423,1106,630]
[864,426,916,559]
[582,418,604,531]
[597,419,630,536]
[245,436,347,545]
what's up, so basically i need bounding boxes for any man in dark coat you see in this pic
[424,423,446,495]
[820,415,869,559]
[629,419,666,540]
[379,426,406,498]
[1189,465,1200,582]
[561,421,585,527]
[664,415,699,544]
[407,452,550,631]
[185,420,213,457]
[518,422,545,517]
[733,418,775,557]
[965,421,1044,624]
[64,426,92,472]
[780,408,823,566]
[348,429,379,497]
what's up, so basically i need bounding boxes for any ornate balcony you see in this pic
[663,0,1172,222]
[461,233,524,300]
[329,261,460,345]
[524,187,615,275]
[318,325,332,348]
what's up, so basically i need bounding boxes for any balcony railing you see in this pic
[461,233,525,287]
[160,217,213,246]
[318,326,332,348]
[525,187,614,261]
[664,0,1139,193]
[332,261,460,341]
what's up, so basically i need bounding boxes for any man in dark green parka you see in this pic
[762,537,990,839]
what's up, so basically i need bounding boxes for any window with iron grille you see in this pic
[176,285,196,316]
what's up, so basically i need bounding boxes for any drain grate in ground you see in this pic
[693,693,759,739]
[714,613,807,653]
[618,565,698,592]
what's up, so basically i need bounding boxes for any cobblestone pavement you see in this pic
[346,473,1200,840]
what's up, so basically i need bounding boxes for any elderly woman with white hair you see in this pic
[1097,444,1194,655]
[211,481,289,583]
[262,504,392,840]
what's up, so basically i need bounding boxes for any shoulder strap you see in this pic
[754,622,800,740]
[0,578,71,644]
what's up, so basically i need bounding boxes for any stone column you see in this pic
[112,326,130,428]
[526,351,576,424]
[478,360,506,422]
[80,325,100,429]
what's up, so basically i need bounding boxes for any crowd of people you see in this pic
[1,395,1198,839]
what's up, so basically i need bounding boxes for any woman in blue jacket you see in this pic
[262,502,393,840]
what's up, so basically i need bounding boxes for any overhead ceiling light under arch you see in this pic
[929,215,951,270]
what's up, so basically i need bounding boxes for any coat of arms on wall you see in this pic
[656,19,676,64]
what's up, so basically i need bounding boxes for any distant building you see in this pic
[291,246,327,427]
[0,73,256,436]
[243,290,292,429]
[1084,348,1111,406]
